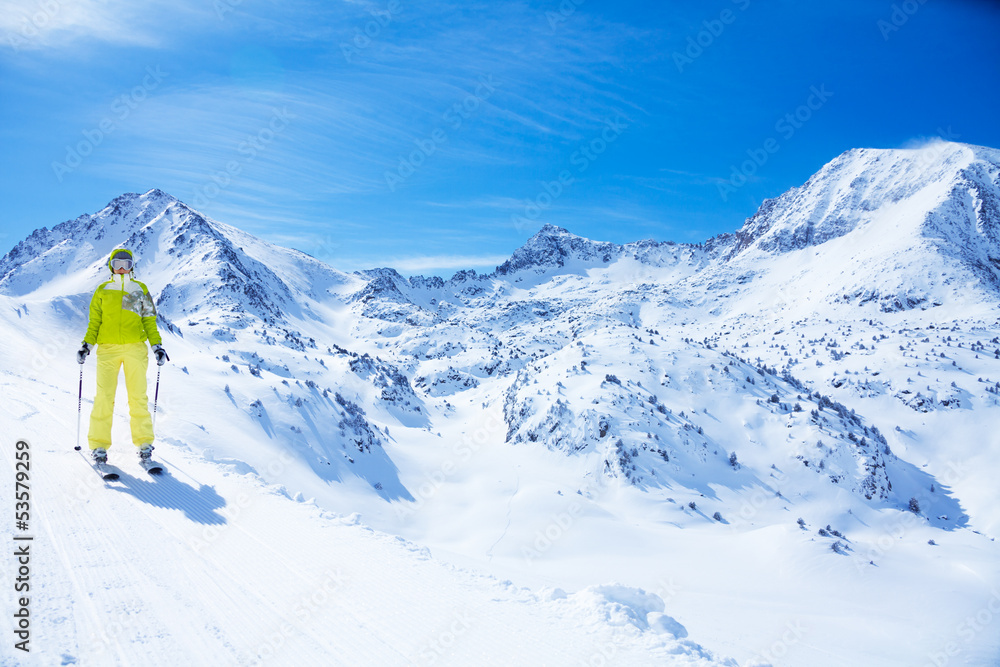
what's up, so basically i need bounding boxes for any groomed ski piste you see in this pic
[0,384,728,666]
[2,141,1000,666]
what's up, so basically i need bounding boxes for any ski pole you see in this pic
[74,365,83,451]
[152,366,161,433]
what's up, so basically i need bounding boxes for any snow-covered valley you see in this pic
[2,140,1000,666]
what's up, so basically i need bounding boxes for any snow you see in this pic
[0,423,721,665]
[2,142,1000,665]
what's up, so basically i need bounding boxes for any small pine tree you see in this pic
[729,452,738,468]
[908,497,921,514]
[713,511,723,522]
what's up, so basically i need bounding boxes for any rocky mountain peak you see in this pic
[494,224,621,276]
[726,141,1000,260]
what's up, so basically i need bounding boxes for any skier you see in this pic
[76,248,168,465]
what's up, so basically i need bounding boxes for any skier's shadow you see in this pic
[107,470,227,525]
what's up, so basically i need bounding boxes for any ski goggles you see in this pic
[110,252,133,272]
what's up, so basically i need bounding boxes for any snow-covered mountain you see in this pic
[2,141,999,666]
[714,141,1000,315]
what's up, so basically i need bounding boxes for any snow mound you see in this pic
[538,584,737,666]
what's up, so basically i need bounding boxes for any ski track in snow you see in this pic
[486,475,518,563]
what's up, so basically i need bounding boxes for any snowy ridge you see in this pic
[501,334,899,504]
[2,143,1000,665]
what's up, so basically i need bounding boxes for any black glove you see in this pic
[152,344,169,366]
[76,342,92,365]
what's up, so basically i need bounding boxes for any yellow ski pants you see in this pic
[88,342,154,450]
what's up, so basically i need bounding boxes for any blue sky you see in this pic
[1,0,999,276]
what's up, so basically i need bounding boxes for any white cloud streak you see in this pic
[382,253,510,272]
[0,0,213,50]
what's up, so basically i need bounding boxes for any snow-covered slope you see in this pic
[0,398,729,666]
[2,142,1000,666]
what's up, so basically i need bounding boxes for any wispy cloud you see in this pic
[420,195,525,211]
[3,1,723,262]
[653,169,731,188]
[262,237,511,275]
[0,0,214,50]
[380,253,510,273]
[46,1,657,251]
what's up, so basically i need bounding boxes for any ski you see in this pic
[140,458,164,475]
[91,460,121,481]
[77,446,121,480]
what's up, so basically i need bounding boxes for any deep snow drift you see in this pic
[2,141,1000,666]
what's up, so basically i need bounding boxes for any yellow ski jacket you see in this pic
[83,250,162,347]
